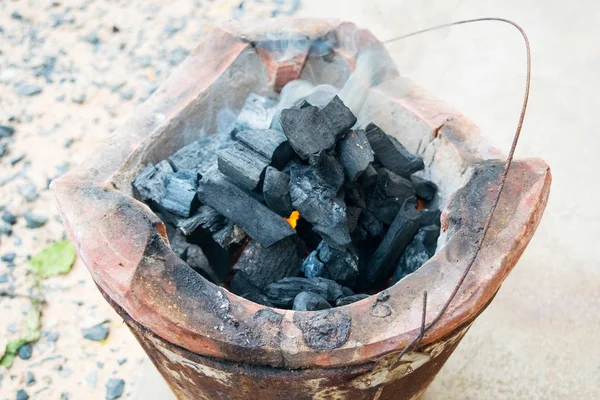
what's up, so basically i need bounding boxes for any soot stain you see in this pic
[293,309,351,351]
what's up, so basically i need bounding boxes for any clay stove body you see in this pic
[51,19,551,400]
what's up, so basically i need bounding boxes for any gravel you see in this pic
[82,322,110,341]
[14,84,43,97]
[105,378,125,400]
[23,212,48,228]
[18,344,33,360]
[1,252,17,262]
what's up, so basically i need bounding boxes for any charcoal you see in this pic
[303,242,359,287]
[280,96,356,159]
[301,251,325,279]
[230,272,272,306]
[265,277,352,308]
[290,164,350,250]
[233,236,303,289]
[236,129,294,169]
[410,175,438,202]
[345,185,366,209]
[337,129,374,181]
[358,209,384,238]
[365,200,421,286]
[235,93,278,132]
[197,171,295,247]
[335,293,370,307]
[132,161,173,203]
[391,225,439,284]
[217,143,269,191]
[156,170,198,217]
[185,244,221,284]
[358,164,378,188]
[292,291,332,311]
[346,206,362,233]
[420,208,441,227]
[308,150,345,192]
[365,123,424,177]
[178,205,225,236]
[169,230,191,259]
[212,222,246,248]
[366,168,415,224]
[295,217,322,250]
[262,167,293,216]
[168,136,224,174]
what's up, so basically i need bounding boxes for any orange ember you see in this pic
[285,210,301,229]
[417,199,425,211]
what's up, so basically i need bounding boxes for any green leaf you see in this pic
[0,306,42,368]
[30,240,77,279]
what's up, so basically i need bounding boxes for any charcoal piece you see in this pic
[410,175,438,202]
[365,123,424,177]
[293,291,332,311]
[262,167,293,216]
[365,200,421,287]
[359,164,378,188]
[290,164,350,250]
[156,170,198,217]
[217,143,269,191]
[295,218,322,250]
[132,161,173,203]
[280,96,356,159]
[233,236,303,289]
[178,205,225,236]
[230,272,272,306]
[212,222,246,248]
[236,129,294,169]
[308,151,345,192]
[235,93,277,132]
[197,171,295,247]
[169,230,190,259]
[168,136,223,174]
[301,251,325,279]
[314,242,360,287]
[358,209,384,238]
[265,277,351,308]
[420,208,441,227]
[335,293,370,307]
[345,185,366,209]
[391,225,439,285]
[366,168,415,224]
[346,206,362,233]
[337,129,374,181]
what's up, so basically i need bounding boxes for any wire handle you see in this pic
[382,18,531,368]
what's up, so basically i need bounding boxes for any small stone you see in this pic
[105,378,125,400]
[10,153,26,166]
[119,88,134,101]
[84,32,100,45]
[15,84,43,97]
[25,371,36,385]
[61,393,69,400]
[71,93,86,104]
[64,138,74,148]
[117,358,127,366]
[1,253,16,262]
[16,389,30,400]
[55,94,66,102]
[85,370,97,388]
[2,211,17,225]
[24,212,47,229]
[82,322,110,341]
[7,322,18,333]
[0,273,8,283]
[97,361,104,369]
[169,48,189,66]
[47,331,59,342]
[19,182,38,202]
[0,222,13,236]
[0,125,15,138]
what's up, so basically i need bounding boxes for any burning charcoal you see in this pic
[233,236,303,289]
[290,164,350,250]
[410,175,438,202]
[212,222,246,248]
[236,129,294,169]
[262,167,293,216]
[391,225,439,285]
[308,151,345,192]
[230,272,272,306]
[365,200,421,287]
[335,293,370,307]
[295,217,322,250]
[346,206,362,233]
[292,291,332,311]
[235,93,278,132]
[280,96,356,159]
[132,160,173,203]
[358,209,384,238]
[217,143,269,191]
[265,277,352,308]
[156,170,198,217]
[168,136,223,174]
[197,171,295,247]
[337,129,374,181]
[366,168,415,224]
[365,123,424,177]
[420,208,441,227]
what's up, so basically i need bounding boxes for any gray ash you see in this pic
[132,93,441,310]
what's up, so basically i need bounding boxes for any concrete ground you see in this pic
[137,1,600,399]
